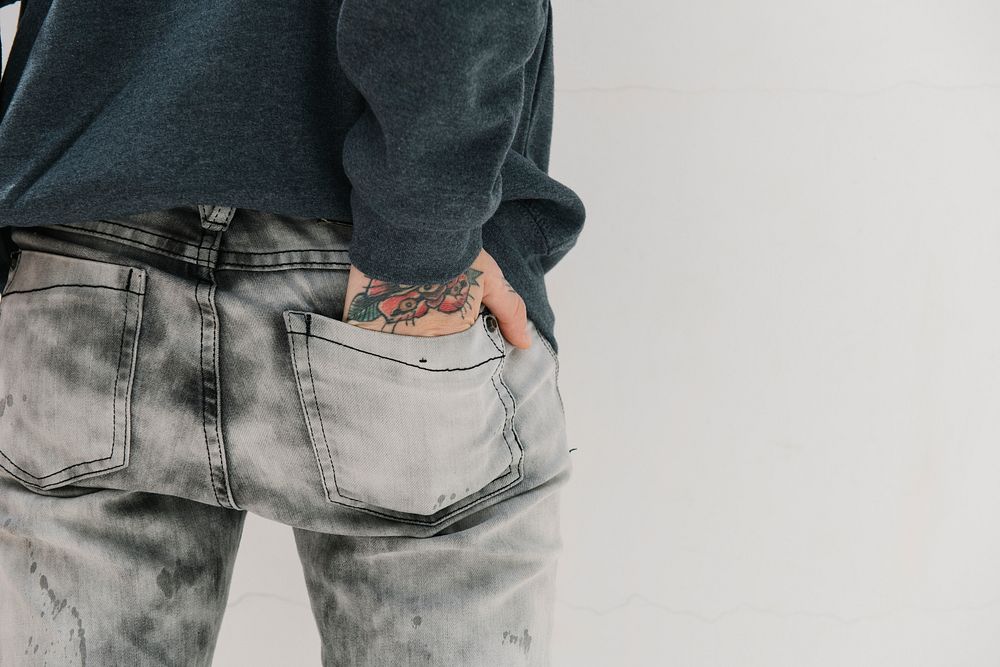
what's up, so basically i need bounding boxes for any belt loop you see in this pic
[198,205,236,231]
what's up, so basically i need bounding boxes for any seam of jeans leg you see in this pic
[210,265,241,511]
[197,234,225,508]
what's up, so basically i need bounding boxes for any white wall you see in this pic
[5,2,1000,665]
[0,5,14,69]
[549,2,1000,665]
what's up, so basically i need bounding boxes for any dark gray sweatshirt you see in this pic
[0,0,585,350]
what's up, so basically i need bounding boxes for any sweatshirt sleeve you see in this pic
[336,0,549,284]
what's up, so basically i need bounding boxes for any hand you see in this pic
[343,248,531,349]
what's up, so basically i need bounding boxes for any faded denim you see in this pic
[0,206,574,666]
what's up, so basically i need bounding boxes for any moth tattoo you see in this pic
[347,267,483,330]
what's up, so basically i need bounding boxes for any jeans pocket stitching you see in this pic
[285,310,526,526]
[0,262,145,490]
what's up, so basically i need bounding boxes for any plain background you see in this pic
[6,2,1000,665]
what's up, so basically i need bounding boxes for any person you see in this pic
[0,1,585,665]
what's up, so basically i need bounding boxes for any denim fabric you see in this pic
[0,0,587,351]
[0,205,573,665]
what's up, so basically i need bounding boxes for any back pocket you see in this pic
[0,249,147,490]
[283,309,524,525]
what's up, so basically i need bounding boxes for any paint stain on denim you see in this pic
[27,539,85,663]
[36,572,69,620]
[71,606,88,666]
[502,628,533,656]
[156,562,201,599]
[30,569,86,663]
[431,491,461,511]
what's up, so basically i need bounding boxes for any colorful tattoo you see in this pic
[347,268,483,330]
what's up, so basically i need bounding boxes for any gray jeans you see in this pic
[0,206,573,666]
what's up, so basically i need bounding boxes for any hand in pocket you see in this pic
[342,248,531,349]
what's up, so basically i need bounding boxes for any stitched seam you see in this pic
[484,315,504,357]
[206,231,239,509]
[288,331,502,372]
[197,234,225,508]
[218,260,350,269]
[83,220,203,246]
[289,327,335,504]
[552,352,565,415]
[484,318,527,477]
[61,225,203,262]
[208,262,240,510]
[198,206,235,229]
[304,332,339,503]
[489,346,516,477]
[495,349,524,475]
[1,462,131,491]
[309,432,523,525]
[61,223,350,267]
[314,480,521,525]
[214,265,350,274]
[0,287,132,481]
[121,283,143,469]
[310,357,508,509]
[222,248,350,256]
[110,276,125,470]
[201,206,227,229]
[2,284,143,297]
[484,319,520,470]
[305,445,524,525]
[288,313,523,525]
[61,225,345,269]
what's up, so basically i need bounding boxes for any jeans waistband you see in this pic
[35,205,354,271]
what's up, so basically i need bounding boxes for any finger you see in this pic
[482,274,531,349]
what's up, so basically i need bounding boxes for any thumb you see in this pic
[481,274,531,350]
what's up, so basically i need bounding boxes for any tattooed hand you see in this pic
[343,248,531,349]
